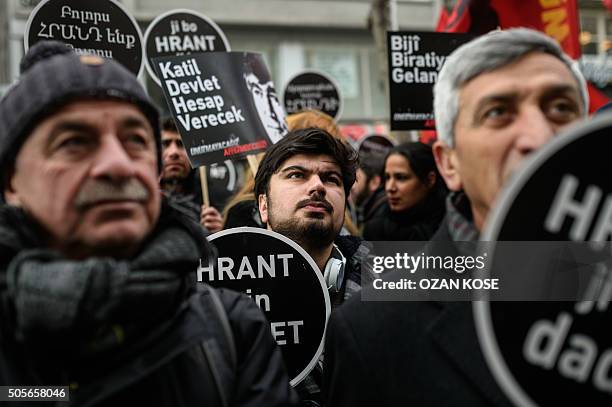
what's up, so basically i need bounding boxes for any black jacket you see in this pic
[161,169,204,223]
[223,200,263,229]
[294,235,373,406]
[333,235,373,305]
[363,191,446,242]
[323,218,512,407]
[0,203,298,407]
[356,186,387,228]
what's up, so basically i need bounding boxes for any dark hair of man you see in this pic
[359,155,384,182]
[254,128,358,199]
[159,116,201,200]
[162,116,178,133]
[385,142,447,195]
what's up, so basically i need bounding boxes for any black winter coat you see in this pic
[363,191,446,241]
[0,203,298,407]
[323,218,512,407]
[223,200,263,229]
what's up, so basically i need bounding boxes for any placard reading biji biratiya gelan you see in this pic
[144,9,230,86]
[201,228,330,387]
[24,0,144,76]
[153,52,288,167]
[387,31,472,130]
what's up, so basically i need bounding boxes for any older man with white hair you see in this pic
[323,28,588,407]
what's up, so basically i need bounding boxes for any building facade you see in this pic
[4,0,612,121]
[4,0,438,124]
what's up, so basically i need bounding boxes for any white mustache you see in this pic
[74,179,149,209]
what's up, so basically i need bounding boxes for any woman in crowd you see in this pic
[363,142,447,241]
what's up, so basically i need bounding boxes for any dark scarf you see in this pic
[366,191,446,242]
[0,203,210,356]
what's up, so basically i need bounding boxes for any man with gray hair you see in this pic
[432,27,587,234]
[323,28,587,406]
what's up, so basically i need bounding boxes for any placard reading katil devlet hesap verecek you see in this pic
[153,52,288,166]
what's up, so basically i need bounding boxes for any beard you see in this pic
[353,183,371,207]
[266,195,339,250]
[270,217,337,250]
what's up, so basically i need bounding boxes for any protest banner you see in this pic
[283,70,342,120]
[145,9,232,205]
[387,31,472,130]
[153,52,287,168]
[474,114,612,405]
[144,9,230,86]
[201,227,331,386]
[25,0,144,76]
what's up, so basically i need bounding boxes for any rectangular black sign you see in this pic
[388,31,473,130]
[154,52,284,166]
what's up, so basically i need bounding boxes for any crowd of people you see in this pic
[0,25,600,406]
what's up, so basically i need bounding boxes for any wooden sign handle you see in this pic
[199,166,210,207]
[246,155,260,176]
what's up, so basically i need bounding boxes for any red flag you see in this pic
[438,0,580,56]
[439,0,471,33]
[435,0,608,112]
[488,0,581,59]
[587,83,610,113]
[437,0,498,34]
[435,6,449,32]
[419,130,437,145]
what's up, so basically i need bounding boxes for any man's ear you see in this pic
[3,168,21,206]
[257,193,269,224]
[433,140,462,192]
